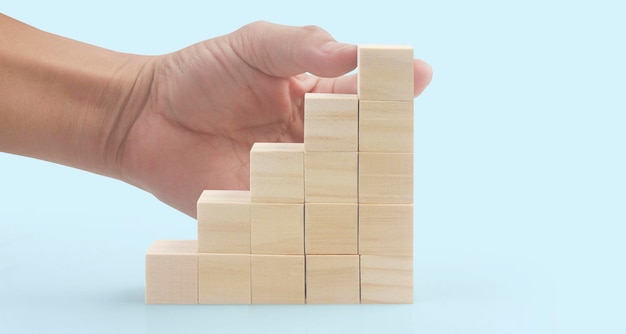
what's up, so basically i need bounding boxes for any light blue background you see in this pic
[1,1,625,333]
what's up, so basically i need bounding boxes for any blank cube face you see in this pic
[359,100,414,153]
[250,143,304,203]
[359,204,413,255]
[251,255,305,304]
[197,190,250,254]
[304,93,358,152]
[359,152,413,204]
[360,255,413,304]
[145,240,198,304]
[251,203,304,255]
[357,45,414,101]
[305,203,357,255]
[306,255,360,304]
[305,152,358,203]
[198,254,250,304]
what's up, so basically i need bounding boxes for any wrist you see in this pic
[0,14,155,180]
[95,55,157,180]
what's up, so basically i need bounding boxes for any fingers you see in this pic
[230,21,357,78]
[413,59,433,97]
[310,59,434,97]
[229,21,433,95]
[307,73,358,94]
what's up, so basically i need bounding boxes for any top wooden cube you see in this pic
[357,45,414,101]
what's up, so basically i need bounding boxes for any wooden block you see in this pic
[359,204,413,255]
[359,100,414,153]
[357,45,414,101]
[250,143,304,203]
[251,255,305,304]
[359,152,413,204]
[305,203,357,255]
[251,203,304,255]
[304,93,358,152]
[197,190,250,254]
[145,240,198,304]
[198,254,250,304]
[360,255,413,304]
[305,151,357,203]
[305,255,360,304]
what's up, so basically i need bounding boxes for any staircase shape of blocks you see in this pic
[145,45,415,304]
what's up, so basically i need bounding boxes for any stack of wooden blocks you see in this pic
[145,45,415,304]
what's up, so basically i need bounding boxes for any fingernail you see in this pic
[321,41,355,53]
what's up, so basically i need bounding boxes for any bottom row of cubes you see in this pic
[146,240,412,305]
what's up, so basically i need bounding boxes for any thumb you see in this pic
[230,21,357,78]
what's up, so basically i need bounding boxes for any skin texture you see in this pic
[0,15,433,217]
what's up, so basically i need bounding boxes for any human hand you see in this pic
[116,22,433,217]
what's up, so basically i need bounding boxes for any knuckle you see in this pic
[300,24,328,36]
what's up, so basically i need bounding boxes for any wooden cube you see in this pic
[357,45,414,101]
[198,254,250,304]
[145,240,198,304]
[197,190,250,254]
[251,203,304,255]
[251,255,305,304]
[360,255,413,304]
[359,204,413,255]
[304,93,358,152]
[305,151,357,203]
[305,255,360,304]
[359,100,414,153]
[305,203,357,255]
[250,143,304,203]
[359,152,413,204]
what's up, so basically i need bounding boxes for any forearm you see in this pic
[0,14,153,178]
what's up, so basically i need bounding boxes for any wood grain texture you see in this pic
[357,45,414,101]
[359,100,414,153]
[304,93,358,152]
[251,255,305,304]
[360,255,413,304]
[250,143,304,203]
[359,204,413,255]
[305,255,360,304]
[145,240,198,304]
[305,151,358,203]
[197,190,250,254]
[198,253,250,304]
[305,203,357,255]
[359,152,413,204]
[251,203,304,255]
